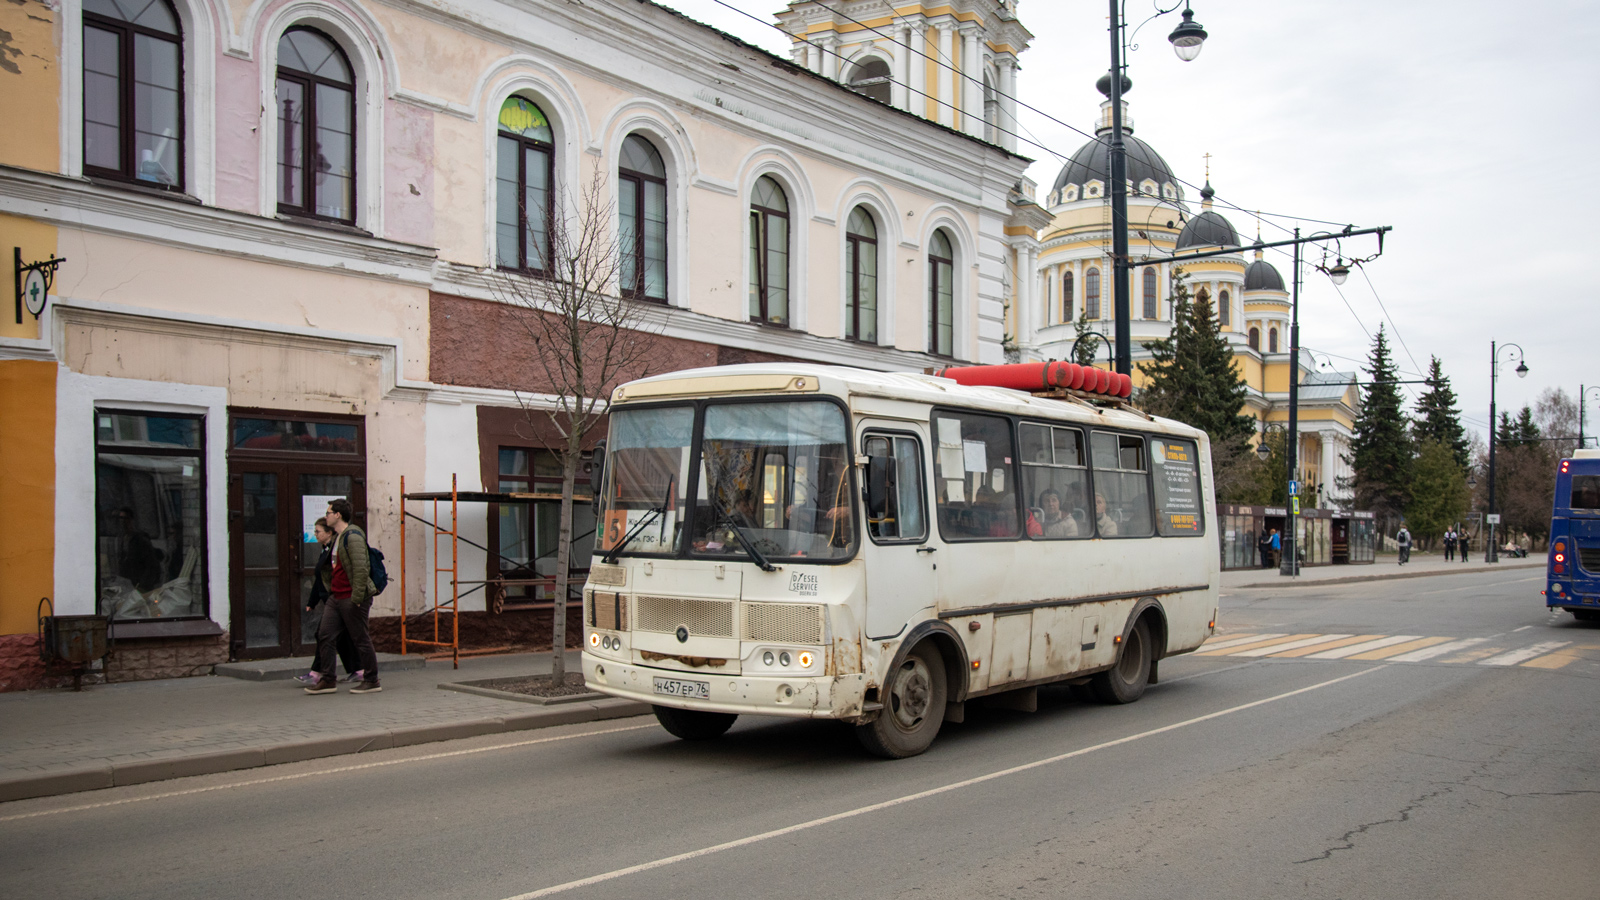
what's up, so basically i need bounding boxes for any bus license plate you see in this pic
[652,676,710,699]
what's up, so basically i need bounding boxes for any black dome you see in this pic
[1244,259,1285,291]
[1052,133,1179,197]
[1175,210,1238,249]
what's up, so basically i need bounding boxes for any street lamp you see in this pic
[1326,259,1350,285]
[1107,2,1209,377]
[1487,340,1528,563]
[1256,439,1272,461]
[1579,385,1600,449]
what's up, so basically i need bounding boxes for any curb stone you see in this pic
[1233,560,1542,590]
[0,698,650,804]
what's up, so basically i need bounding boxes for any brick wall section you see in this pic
[370,608,583,655]
[0,632,228,692]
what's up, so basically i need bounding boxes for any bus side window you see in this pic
[933,411,1020,540]
[865,434,927,543]
[1020,423,1089,540]
[1090,431,1153,537]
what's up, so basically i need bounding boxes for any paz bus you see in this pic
[1547,448,1600,620]
[580,362,1220,758]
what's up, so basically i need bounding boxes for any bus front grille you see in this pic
[635,596,735,638]
[1579,548,1600,573]
[743,602,824,644]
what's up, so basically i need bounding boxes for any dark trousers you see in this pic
[310,611,359,675]
[317,596,378,683]
[1445,542,1455,560]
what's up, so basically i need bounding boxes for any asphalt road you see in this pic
[4,567,1597,900]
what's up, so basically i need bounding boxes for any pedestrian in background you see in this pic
[305,498,380,695]
[1268,527,1282,569]
[296,518,362,686]
[1443,528,1457,561]
[1396,524,1412,565]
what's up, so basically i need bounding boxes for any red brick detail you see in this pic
[0,632,229,692]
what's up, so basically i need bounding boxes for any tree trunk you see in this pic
[552,451,578,681]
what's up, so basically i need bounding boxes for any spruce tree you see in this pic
[1348,325,1413,518]
[1497,406,1541,449]
[1071,311,1104,367]
[1137,268,1254,445]
[1412,356,1468,468]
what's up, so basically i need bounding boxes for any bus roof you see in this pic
[611,363,1208,443]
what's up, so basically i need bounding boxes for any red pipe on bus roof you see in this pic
[936,362,1131,399]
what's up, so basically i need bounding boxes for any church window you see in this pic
[1219,289,1231,327]
[1062,270,1074,322]
[1142,268,1157,319]
[847,58,892,104]
[1084,268,1100,320]
[1269,327,1279,353]
[1248,327,1260,351]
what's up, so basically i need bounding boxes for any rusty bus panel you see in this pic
[951,613,994,693]
[989,611,1033,686]
[1027,605,1079,681]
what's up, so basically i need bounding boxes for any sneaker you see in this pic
[294,672,320,685]
[340,669,365,683]
[350,680,382,695]
[303,678,337,695]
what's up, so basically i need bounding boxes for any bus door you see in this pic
[860,426,936,639]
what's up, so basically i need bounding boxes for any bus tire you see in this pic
[856,642,947,759]
[1091,618,1152,705]
[652,705,737,740]
[1573,609,1597,622]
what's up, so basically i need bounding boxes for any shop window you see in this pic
[933,411,1018,540]
[845,206,878,342]
[496,96,555,272]
[275,27,356,222]
[1019,422,1089,540]
[618,133,667,301]
[496,447,595,603]
[1090,431,1152,537]
[231,417,359,454]
[96,411,206,619]
[749,175,790,326]
[83,0,184,189]
[928,229,955,356]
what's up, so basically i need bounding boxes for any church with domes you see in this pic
[1016,76,1359,507]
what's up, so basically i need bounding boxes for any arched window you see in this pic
[1142,267,1158,319]
[983,74,999,143]
[276,28,355,222]
[749,175,790,326]
[1248,327,1260,350]
[618,134,666,301]
[1219,289,1231,327]
[929,230,954,356]
[847,58,892,104]
[1062,270,1074,322]
[84,0,183,188]
[495,96,554,271]
[845,207,878,342]
[1084,267,1101,320]
[1269,327,1279,353]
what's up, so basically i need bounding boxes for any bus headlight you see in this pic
[1552,583,1564,595]
[762,650,775,666]
[590,633,600,648]
[798,651,814,668]
[779,651,792,667]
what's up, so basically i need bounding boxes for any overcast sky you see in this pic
[663,0,1600,441]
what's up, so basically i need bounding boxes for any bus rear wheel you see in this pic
[1573,609,1598,622]
[1091,618,1152,704]
[653,705,737,740]
[856,642,947,759]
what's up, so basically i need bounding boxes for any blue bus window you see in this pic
[1570,475,1600,510]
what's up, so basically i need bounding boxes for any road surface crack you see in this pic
[1293,786,1451,863]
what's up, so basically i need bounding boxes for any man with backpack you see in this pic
[306,498,381,695]
[1396,524,1412,566]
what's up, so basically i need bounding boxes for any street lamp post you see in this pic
[1579,384,1600,450]
[1281,229,1302,576]
[1486,340,1529,562]
[1106,3,1208,376]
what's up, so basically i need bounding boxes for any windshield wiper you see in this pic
[707,492,777,572]
[601,476,673,565]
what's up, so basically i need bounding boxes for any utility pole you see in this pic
[1281,228,1301,576]
[1107,0,1131,377]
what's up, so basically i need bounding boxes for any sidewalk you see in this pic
[0,650,646,804]
[1222,553,1543,589]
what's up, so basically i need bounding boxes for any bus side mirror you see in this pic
[865,455,890,519]
[589,440,606,514]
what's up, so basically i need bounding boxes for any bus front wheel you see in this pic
[653,705,737,740]
[856,642,947,759]
[1092,618,1152,704]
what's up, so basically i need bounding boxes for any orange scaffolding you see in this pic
[399,474,591,668]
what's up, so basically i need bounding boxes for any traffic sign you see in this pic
[1486,513,1501,525]
[1291,497,1301,515]
[1288,480,1300,497]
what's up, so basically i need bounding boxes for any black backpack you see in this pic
[367,545,388,595]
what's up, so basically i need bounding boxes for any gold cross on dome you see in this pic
[1203,152,1212,179]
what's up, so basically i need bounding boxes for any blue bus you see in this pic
[1547,450,1600,621]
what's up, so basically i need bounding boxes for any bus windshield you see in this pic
[597,406,693,557]
[692,400,855,563]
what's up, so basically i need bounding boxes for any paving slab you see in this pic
[214,652,426,681]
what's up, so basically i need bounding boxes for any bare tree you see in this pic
[489,167,667,682]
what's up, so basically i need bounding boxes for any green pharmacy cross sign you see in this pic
[14,248,66,324]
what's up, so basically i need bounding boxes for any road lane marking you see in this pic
[1193,633,1279,652]
[1268,634,1384,658]
[1521,650,1581,670]
[500,667,1390,900]
[1232,634,1352,658]
[1306,635,1422,659]
[1481,641,1571,666]
[1436,646,1506,664]
[1513,625,1533,632]
[1195,634,1315,656]
[1345,636,1452,660]
[0,722,657,823]
[1388,637,1488,663]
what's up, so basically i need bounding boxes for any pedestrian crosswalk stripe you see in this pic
[1346,636,1453,660]
[1269,634,1385,658]
[1233,634,1353,658]
[1195,633,1281,652]
[1480,641,1572,666]
[1195,633,1316,656]
[1521,649,1581,669]
[1437,646,1506,664]
[1388,637,1488,663]
[1305,635,1423,659]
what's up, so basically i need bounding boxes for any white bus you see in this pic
[581,363,1219,757]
